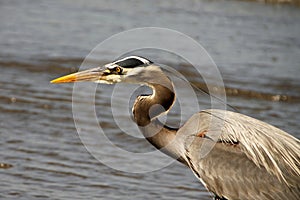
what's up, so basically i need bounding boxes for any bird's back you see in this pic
[177,109,300,200]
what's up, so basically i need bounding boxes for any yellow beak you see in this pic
[51,67,108,84]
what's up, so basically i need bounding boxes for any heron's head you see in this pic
[51,56,156,85]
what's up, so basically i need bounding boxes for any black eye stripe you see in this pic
[115,58,144,68]
[114,57,152,68]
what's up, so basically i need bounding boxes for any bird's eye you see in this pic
[114,66,122,74]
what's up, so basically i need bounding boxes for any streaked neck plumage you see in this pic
[131,66,186,163]
[132,66,175,127]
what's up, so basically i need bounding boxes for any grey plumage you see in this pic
[180,110,300,199]
[51,56,300,200]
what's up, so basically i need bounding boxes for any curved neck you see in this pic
[131,70,187,164]
[132,81,188,164]
[133,83,175,127]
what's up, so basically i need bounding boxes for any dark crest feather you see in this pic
[114,56,152,68]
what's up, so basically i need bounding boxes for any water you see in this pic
[0,0,299,199]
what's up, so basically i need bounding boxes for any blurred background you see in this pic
[0,0,299,199]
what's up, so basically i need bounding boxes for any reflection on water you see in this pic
[0,0,299,199]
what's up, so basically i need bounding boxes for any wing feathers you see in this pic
[204,109,300,185]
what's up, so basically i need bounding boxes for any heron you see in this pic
[51,56,300,200]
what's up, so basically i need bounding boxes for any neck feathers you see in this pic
[133,83,175,126]
[132,66,175,127]
[132,68,187,164]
